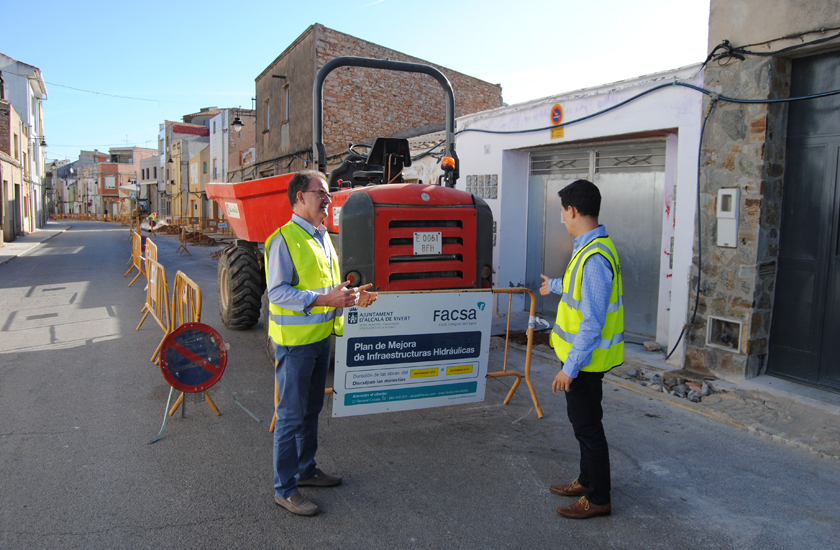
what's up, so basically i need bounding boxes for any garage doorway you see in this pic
[527,141,666,339]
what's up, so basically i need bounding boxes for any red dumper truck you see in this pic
[205,57,493,337]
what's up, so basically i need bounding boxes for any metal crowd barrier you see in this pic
[146,238,158,264]
[124,231,145,287]
[171,271,202,330]
[137,257,171,365]
[487,287,543,418]
[50,213,126,221]
[176,227,191,256]
[149,270,260,443]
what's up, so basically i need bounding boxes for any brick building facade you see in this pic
[254,24,503,177]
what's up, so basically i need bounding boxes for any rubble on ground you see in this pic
[504,330,722,404]
[622,368,722,403]
[643,341,662,352]
[508,329,551,346]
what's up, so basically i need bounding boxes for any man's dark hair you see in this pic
[558,179,601,218]
[288,170,327,207]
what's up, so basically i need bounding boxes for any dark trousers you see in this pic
[565,370,611,505]
[273,337,331,499]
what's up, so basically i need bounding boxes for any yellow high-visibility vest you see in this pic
[550,236,624,372]
[264,221,343,346]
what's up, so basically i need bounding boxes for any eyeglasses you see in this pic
[304,189,332,200]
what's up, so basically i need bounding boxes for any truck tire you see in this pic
[218,242,264,330]
[263,290,276,367]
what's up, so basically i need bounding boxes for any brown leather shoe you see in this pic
[274,492,318,516]
[556,496,611,519]
[297,468,342,487]
[550,478,588,497]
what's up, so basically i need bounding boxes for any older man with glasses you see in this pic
[264,170,377,516]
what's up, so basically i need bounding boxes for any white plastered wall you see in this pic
[456,65,704,365]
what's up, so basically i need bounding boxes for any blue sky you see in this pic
[3,0,710,162]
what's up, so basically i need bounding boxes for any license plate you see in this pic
[413,231,441,255]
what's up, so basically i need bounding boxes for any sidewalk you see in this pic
[0,221,71,265]
[499,310,840,462]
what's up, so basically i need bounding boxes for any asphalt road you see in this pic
[1,221,838,549]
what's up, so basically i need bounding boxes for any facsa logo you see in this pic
[433,308,477,321]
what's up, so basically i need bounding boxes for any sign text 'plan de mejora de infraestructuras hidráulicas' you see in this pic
[332,291,493,417]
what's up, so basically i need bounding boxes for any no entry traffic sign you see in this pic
[159,322,227,393]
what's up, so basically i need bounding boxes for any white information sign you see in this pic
[333,291,493,417]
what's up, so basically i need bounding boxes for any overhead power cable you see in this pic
[457,81,840,137]
[718,28,840,60]
[45,81,162,105]
[1,69,213,106]
[737,25,840,49]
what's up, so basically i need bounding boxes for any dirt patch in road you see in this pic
[507,330,552,347]
[184,231,217,246]
[152,225,180,235]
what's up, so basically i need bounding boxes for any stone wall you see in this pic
[685,57,791,378]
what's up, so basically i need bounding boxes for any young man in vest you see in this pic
[539,179,623,520]
[265,170,377,516]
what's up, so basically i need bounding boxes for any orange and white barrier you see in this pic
[124,232,145,287]
[137,257,171,364]
[171,270,202,328]
[176,227,192,257]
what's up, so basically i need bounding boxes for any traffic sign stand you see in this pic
[149,322,260,444]
[167,389,221,417]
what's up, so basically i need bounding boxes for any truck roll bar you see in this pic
[312,56,458,186]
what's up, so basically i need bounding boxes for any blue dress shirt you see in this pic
[266,214,335,314]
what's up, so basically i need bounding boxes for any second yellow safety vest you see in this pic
[550,236,624,372]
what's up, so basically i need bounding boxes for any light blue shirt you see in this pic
[266,214,336,314]
[547,224,614,378]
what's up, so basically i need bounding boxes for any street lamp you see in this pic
[231,115,243,133]
[230,106,256,134]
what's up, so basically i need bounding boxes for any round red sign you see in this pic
[159,322,227,393]
[551,104,564,126]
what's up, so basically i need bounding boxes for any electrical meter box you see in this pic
[716,188,740,248]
